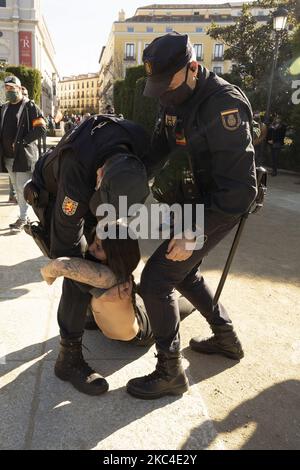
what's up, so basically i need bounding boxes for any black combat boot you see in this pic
[126,351,189,399]
[54,338,109,395]
[189,324,244,360]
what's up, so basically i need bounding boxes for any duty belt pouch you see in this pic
[24,222,52,259]
[251,166,268,214]
[153,157,200,205]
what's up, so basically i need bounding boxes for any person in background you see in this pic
[105,104,115,115]
[0,76,46,232]
[268,116,287,176]
[8,177,17,204]
[253,111,267,166]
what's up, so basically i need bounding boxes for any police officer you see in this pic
[126,33,258,399]
[25,115,150,396]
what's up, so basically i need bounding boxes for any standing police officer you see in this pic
[25,115,150,396]
[127,33,258,400]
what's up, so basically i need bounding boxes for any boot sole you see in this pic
[55,369,109,396]
[126,382,189,400]
[190,343,244,361]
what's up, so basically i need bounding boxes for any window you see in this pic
[0,1,6,7]
[213,66,222,75]
[91,81,94,87]
[194,12,199,16]
[196,27,203,33]
[194,44,203,60]
[214,44,224,59]
[127,27,134,32]
[125,43,135,59]
[146,27,153,33]
[166,27,173,33]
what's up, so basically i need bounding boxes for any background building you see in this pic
[0,0,59,115]
[58,73,100,116]
[98,2,271,110]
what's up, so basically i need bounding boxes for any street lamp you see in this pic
[264,7,288,125]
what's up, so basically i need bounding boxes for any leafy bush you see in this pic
[5,65,42,105]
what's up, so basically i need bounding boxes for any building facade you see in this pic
[0,0,59,115]
[58,73,100,116]
[98,2,270,110]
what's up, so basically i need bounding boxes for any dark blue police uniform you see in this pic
[126,33,258,400]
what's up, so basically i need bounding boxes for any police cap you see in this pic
[143,32,193,98]
[89,154,149,219]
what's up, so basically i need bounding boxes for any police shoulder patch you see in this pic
[62,197,79,216]
[220,108,242,131]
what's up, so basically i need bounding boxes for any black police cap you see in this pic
[89,154,149,219]
[143,32,193,98]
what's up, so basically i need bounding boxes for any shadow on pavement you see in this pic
[0,334,183,450]
[182,346,238,383]
[181,380,300,450]
[0,256,46,301]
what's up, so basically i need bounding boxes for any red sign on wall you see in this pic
[19,31,33,67]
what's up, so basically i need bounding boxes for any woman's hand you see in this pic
[41,264,57,285]
[100,278,133,302]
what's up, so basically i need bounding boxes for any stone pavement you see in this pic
[0,165,299,450]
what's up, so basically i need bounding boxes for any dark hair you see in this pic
[100,223,141,283]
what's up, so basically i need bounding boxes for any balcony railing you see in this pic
[124,56,135,61]
[212,55,224,61]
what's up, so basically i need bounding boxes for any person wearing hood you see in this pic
[0,76,46,231]
[126,32,258,400]
[24,114,150,396]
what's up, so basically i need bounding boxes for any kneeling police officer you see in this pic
[126,33,258,399]
[25,115,149,396]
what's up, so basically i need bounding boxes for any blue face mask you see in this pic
[159,67,193,107]
[6,90,20,104]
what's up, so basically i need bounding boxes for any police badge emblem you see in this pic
[62,197,79,216]
[221,109,242,131]
[165,114,177,127]
[144,61,153,76]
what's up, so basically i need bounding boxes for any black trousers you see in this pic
[139,217,239,354]
[271,146,281,175]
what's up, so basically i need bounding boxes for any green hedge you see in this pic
[0,65,42,105]
[133,77,158,134]
[113,65,146,120]
[113,65,158,132]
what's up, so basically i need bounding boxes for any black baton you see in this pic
[213,167,267,307]
[213,213,248,307]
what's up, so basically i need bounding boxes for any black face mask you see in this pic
[159,67,193,107]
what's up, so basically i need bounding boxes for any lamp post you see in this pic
[264,7,288,125]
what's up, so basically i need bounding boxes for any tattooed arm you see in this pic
[41,257,117,289]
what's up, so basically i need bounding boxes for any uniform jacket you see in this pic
[150,67,258,232]
[0,99,46,173]
[31,115,150,258]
